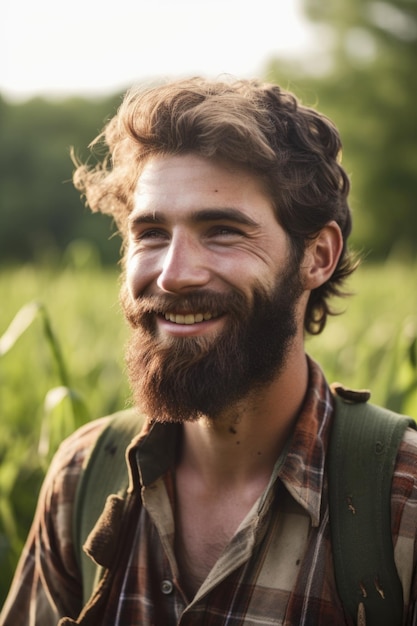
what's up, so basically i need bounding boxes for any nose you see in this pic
[156,232,211,294]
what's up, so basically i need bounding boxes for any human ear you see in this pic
[301,221,344,289]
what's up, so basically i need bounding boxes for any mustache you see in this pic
[121,288,249,328]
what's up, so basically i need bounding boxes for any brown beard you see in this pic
[121,261,304,423]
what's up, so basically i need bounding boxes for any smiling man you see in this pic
[122,153,315,425]
[2,77,417,626]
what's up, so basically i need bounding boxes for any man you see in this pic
[1,77,416,625]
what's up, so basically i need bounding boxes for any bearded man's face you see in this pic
[122,153,306,422]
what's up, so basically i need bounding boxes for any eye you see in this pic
[140,229,167,239]
[131,228,169,246]
[209,225,245,238]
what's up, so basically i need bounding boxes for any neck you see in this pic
[178,349,309,489]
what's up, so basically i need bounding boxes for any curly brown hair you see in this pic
[73,76,358,334]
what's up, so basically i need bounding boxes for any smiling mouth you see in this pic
[163,312,218,325]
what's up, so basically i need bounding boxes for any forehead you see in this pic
[132,153,276,220]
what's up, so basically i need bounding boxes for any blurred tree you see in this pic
[267,0,417,258]
[0,94,123,265]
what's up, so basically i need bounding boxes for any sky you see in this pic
[1,0,318,101]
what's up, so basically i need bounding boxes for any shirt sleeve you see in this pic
[391,427,417,625]
[0,418,109,626]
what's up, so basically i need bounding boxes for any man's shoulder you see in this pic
[48,407,145,484]
[47,416,111,482]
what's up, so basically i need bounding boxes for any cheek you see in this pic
[125,255,154,299]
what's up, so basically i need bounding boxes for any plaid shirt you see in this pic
[2,358,417,626]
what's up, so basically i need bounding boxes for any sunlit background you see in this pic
[2,0,315,100]
[2,0,416,261]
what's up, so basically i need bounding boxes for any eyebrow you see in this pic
[128,207,260,228]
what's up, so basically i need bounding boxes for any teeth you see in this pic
[164,312,213,324]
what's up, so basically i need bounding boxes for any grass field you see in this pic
[0,256,416,605]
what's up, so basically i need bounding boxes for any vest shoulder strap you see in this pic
[73,407,145,604]
[329,386,415,626]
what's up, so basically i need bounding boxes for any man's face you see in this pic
[122,154,307,422]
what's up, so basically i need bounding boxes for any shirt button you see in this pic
[161,579,174,595]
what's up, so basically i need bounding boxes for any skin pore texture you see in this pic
[123,153,343,596]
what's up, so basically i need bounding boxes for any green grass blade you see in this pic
[0,302,41,356]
